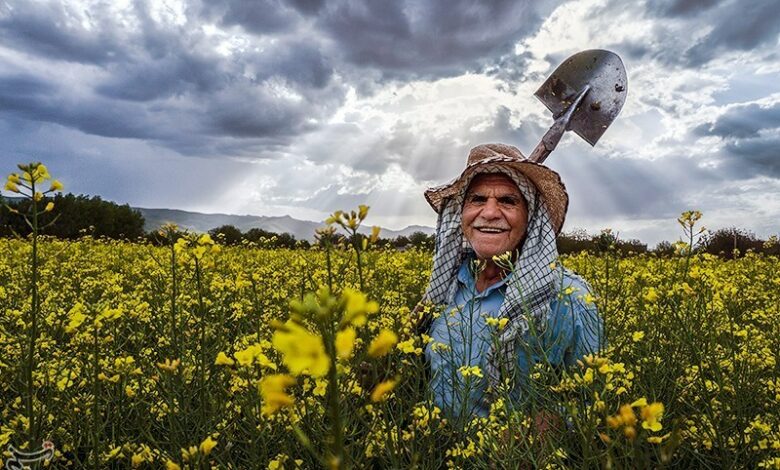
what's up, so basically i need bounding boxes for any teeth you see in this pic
[477,228,505,233]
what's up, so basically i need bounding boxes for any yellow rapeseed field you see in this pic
[1,165,779,469]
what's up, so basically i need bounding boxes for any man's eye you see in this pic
[469,195,487,204]
[498,196,521,206]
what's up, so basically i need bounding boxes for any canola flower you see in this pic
[0,195,777,469]
[260,374,297,416]
[367,330,398,357]
[370,379,398,402]
[272,320,330,377]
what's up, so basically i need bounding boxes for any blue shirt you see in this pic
[425,260,603,419]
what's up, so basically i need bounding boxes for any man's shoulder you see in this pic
[558,266,595,296]
[547,266,598,324]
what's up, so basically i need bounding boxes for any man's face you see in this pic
[461,173,528,260]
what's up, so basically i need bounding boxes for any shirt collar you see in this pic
[457,255,510,298]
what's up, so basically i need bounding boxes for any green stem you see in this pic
[195,257,207,421]
[326,242,333,293]
[92,321,100,470]
[25,178,39,447]
[324,323,344,469]
[170,241,179,360]
[355,245,364,292]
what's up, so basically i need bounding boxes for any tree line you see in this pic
[2,193,778,257]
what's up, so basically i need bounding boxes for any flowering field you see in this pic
[1,167,779,469]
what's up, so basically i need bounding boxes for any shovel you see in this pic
[529,49,627,163]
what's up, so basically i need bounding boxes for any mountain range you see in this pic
[135,207,434,242]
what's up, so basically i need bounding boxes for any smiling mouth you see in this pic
[475,227,508,234]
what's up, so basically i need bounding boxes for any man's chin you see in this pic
[472,245,507,260]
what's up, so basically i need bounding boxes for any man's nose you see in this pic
[481,197,502,218]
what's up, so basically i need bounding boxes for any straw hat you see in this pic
[424,143,569,234]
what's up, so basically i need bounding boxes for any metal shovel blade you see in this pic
[534,49,627,146]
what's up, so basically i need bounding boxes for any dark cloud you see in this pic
[200,0,301,34]
[693,99,780,177]
[586,0,780,68]
[314,0,553,78]
[694,101,780,139]
[0,1,126,64]
[683,0,780,65]
[284,0,326,15]
[722,134,780,177]
[96,52,226,102]
[645,0,720,17]
[0,0,345,157]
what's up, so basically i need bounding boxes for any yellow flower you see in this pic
[215,351,235,366]
[260,374,296,416]
[643,288,658,303]
[165,460,182,470]
[35,163,50,181]
[65,304,87,333]
[632,331,645,342]
[582,368,594,384]
[641,402,664,431]
[44,202,54,212]
[458,365,483,378]
[313,378,328,396]
[367,330,398,357]
[335,327,356,360]
[157,358,181,372]
[33,191,43,202]
[342,289,379,327]
[4,181,19,193]
[358,204,369,220]
[370,226,381,243]
[98,372,120,383]
[49,179,63,191]
[272,321,329,377]
[233,344,276,369]
[199,436,217,456]
[485,317,509,329]
[397,338,421,355]
[181,446,198,462]
[647,433,671,444]
[619,404,637,427]
[630,397,648,408]
[370,379,398,402]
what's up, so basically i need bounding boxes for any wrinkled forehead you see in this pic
[465,172,523,196]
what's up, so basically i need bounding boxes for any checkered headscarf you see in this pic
[421,165,560,393]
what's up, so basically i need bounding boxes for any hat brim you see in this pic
[424,157,569,235]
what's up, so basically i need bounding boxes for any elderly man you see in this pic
[419,143,603,420]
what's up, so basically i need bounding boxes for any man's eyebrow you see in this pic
[467,191,522,197]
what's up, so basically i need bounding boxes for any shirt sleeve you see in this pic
[538,269,604,368]
[560,272,605,366]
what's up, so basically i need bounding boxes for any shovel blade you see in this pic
[534,49,627,146]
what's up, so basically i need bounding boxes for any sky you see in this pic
[1,0,779,246]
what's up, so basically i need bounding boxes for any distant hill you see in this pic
[2,195,434,241]
[135,207,434,242]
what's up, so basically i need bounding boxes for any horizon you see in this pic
[2,191,751,246]
[1,0,779,246]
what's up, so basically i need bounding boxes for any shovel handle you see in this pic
[529,85,591,163]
